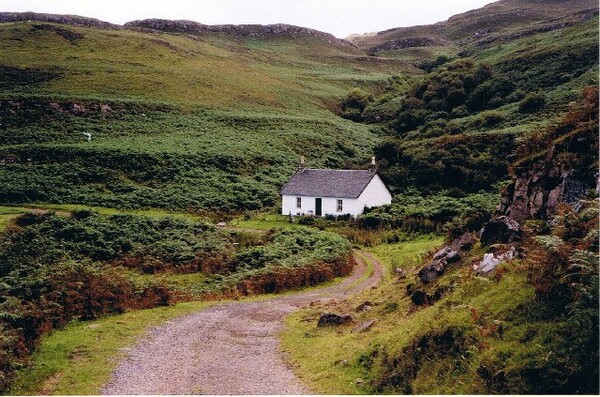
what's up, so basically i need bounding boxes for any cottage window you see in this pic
[296,197,302,208]
[337,199,343,212]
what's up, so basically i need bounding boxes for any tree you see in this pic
[340,89,372,121]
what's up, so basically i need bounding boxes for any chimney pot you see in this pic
[297,156,306,172]
[370,156,377,173]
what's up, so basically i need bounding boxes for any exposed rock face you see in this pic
[497,146,593,223]
[418,232,474,283]
[479,216,522,246]
[125,19,355,47]
[317,312,353,327]
[0,12,119,29]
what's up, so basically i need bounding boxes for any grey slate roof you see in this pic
[280,169,377,198]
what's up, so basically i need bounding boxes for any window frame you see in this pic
[337,199,343,212]
[296,197,302,208]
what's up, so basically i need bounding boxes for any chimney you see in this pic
[369,156,377,173]
[297,155,306,172]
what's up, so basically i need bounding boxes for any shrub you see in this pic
[340,89,373,121]
[518,92,546,113]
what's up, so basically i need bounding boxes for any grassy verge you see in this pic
[9,301,215,395]
[8,256,355,396]
[281,236,444,394]
[367,234,443,279]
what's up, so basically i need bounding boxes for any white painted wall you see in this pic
[281,174,392,217]
[282,195,362,216]
[357,174,392,209]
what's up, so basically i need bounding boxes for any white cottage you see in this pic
[280,157,392,217]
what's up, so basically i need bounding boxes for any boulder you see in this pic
[355,301,373,312]
[473,246,517,273]
[451,232,475,251]
[409,289,428,305]
[445,250,462,264]
[479,216,522,246]
[317,312,353,327]
[418,257,446,284]
[433,246,452,260]
[352,319,377,333]
[418,232,475,284]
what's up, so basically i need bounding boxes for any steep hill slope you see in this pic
[0,15,414,211]
[349,0,598,58]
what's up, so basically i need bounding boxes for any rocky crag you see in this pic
[0,12,119,29]
[124,19,355,47]
[417,86,599,284]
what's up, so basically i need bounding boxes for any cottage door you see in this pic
[315,198,322,216]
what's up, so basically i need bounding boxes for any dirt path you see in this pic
[102,251,383,395]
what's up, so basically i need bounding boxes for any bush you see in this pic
[340,89,373,121]
[518,92,546,113]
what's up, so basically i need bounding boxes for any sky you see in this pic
[0,0,497,38]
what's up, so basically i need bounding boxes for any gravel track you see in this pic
[102,250,383,395]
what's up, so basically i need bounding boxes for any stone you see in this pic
[473,246,517,274]
[393,267,406,278]
[355,301,373,312]
[410,289,428,305]
[418,257,446,284]
[433,246,452,260]
[317,312,353,327]
[352,319,376,333]
[497,146,595,223]
[479,216,522,246]
[445,250,462,264]
[450,232,475,252]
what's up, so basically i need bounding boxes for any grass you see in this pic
[281,255,537,394]
[232,214,302,230]
[0,21,406,213]
[367,234,443,279]
[281,235,446,393]
[8,301,216,395]
[22,203,206,222]
[7,250,354,396]
[0,22,405,111]
[0,205,28,231]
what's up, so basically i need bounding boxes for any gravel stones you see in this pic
[102,251,383,395]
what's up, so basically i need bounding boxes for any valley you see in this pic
[0,0,598,395]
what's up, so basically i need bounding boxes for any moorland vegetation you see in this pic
[0,0,598,394]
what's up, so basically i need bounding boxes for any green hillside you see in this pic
[0,18,413,211]
[1,2,597,213]
[0,2,598,395]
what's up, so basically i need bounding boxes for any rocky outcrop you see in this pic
[124,19,355,47]
[497,146,593,223]
[479,216,522,246]
[418,232,474,283]
[473,245,519,274]
[317,312,353,327]
[0,12,119,29]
